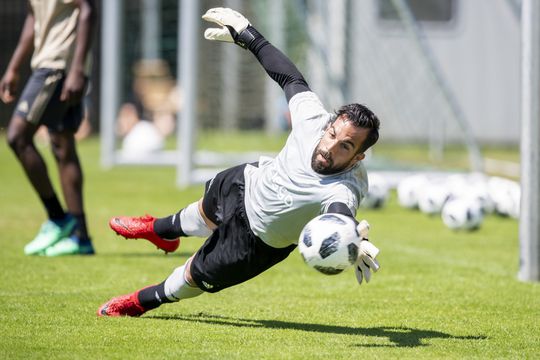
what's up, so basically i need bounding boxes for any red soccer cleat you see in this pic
[97,291,147,317]
[109,215,180,253]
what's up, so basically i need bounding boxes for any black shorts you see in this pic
[14,68,85,133]
[190,163,297,293]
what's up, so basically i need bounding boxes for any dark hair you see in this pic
[334,103,380,153]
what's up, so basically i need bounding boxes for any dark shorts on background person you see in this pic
[191,163,297,293]
[14,68,84,133]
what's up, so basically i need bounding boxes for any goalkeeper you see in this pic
[98,7,381,317]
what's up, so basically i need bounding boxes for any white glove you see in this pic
[202,7,250,45]
[354,220,381,285]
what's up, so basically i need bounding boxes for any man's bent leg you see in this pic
[153,200,214,238]
[110,199,213,253]
[109,214,180,253]
[98,257,203,317]
[138,257,203,308]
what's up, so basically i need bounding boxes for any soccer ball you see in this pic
[447,174,494,214]
[441,198,483,230]
[462,183,495,214]
[397,174,429,209]
[488,177,520,219]
[361,173,389,209]
[418,182,452,215]
[298,214,360,275]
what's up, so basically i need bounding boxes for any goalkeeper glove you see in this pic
[355,220,381,285]
[202,7,255,49]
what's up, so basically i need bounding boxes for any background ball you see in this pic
[361,173,389,209]
[441,198,484,230]
[397,174,429,209]
[418,182,452,215]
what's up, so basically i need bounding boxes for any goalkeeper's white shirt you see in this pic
[244,91,368,248]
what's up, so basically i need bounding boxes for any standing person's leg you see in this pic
[7,70,77,255]
[44,129,94,256]
[7,116,58,204]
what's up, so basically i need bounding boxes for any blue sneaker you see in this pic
[45,235,95,256]
[24,216,77,255]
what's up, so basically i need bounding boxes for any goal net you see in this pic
[100,0,483,187]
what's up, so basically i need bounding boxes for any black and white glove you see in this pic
[355,220,381,285]
[202,7,255,49]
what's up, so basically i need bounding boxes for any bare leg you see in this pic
[8,116,79,255]
[6,115,57,200]
[49,130,83,215]
[49,130,89,239]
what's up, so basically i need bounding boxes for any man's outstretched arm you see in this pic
[239,25,310,102]
[202,7,310,102]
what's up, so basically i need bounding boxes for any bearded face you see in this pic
[310,117,368,175]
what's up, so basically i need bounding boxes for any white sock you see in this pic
[163,264,204,301]
[179,202,212,238]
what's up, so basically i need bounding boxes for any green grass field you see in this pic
[0,135,538,359]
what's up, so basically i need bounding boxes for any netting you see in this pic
[103,0,484,185]
[349,1,468,143]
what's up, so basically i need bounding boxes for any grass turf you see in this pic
[0,135,538,359]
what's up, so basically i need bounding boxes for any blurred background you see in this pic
[1,0,532,234]
[0,0,523,184]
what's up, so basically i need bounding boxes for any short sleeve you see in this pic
[319,163,369,217]
[320,183,361,217]
[288,91,328,128]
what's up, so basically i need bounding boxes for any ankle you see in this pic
[137,282,174,310]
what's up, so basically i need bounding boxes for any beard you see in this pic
[311,147,349,175]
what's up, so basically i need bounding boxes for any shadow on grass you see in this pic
[147,313,487,348]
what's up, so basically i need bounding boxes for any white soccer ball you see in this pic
[447,174,494,214]
[445,174,470,199]
[488,177,520,219]
[298,214,360,275]
[441,198,483,230]
[462,183,495,214]
[397,174,429,209]
[418,182,452,215]
[361,173,389,209]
